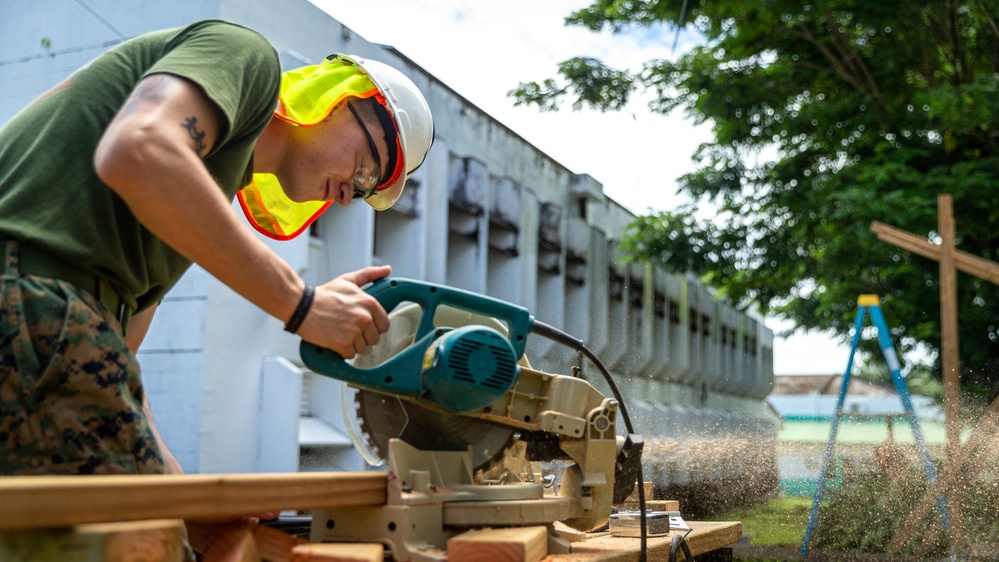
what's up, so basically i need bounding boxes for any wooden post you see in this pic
[937,195,964,552]
[938,195,960,459]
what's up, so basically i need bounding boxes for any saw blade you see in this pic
[354,388,515,470]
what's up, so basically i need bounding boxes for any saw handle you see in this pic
[299,277,534,394]
[360,277,534,358]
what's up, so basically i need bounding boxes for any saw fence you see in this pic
[0,473,740,562]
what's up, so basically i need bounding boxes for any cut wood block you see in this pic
[447,526,547,562]
[202,525,260,562]
[99,519,187,562]
[202,526,260,562]
[618,484,681,512]
[0,472,387,531]
[552,521,588,543]
[621,482,654,504]
[0,518,186,562]
[252,524,309,562]
[290,542,384,562]
[618,500,680,512]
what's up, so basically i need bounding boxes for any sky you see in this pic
[314,0,854,375]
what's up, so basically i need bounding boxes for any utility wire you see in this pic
[74,0,127,41]
[0,40,122,68]
[0,1,124,68]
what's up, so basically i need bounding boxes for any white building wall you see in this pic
[138,266,210,471]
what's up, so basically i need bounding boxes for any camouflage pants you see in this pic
[0,241,165,475]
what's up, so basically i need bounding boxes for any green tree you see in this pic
[510,0,999,397]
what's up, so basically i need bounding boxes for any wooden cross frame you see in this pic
[870,194,999,554]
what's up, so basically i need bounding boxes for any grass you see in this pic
[707,495,812,547]
[703,481,999,561]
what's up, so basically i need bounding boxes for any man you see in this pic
[0,19,434,477]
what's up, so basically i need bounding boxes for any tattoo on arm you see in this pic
[122,76,169,115]
[181,116,208,156]
[116,75,212,156]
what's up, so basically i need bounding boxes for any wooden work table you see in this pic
[0,474,742,561]
[549,521,743,562]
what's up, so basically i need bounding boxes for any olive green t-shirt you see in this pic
[0,20,281,312]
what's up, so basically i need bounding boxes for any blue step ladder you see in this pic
[800,294,948,557]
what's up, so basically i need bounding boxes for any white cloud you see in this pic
[770,320,852,376]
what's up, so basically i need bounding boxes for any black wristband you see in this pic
[283,284,315,334]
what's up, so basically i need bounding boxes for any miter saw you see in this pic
[299,278,644,562]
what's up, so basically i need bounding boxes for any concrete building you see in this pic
[1,0,779,503]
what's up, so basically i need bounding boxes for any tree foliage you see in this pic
[510,0,999,397]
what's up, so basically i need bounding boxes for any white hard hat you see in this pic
[239,54,436,241]
[338,54,435,211]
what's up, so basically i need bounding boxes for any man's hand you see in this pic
[294,265,392,358]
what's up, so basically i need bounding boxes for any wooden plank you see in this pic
[547,520,742,562]
[870,221,999,285]
[448,526,548,562]
[0,472,387,531]
[290,543,384,562]
[0,519,186,562]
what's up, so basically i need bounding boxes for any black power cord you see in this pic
[531,320,648,562]
[670,529,693,562]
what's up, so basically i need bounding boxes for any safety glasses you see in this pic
[347,101,382,200]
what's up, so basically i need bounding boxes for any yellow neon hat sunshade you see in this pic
[238,57,382,240]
